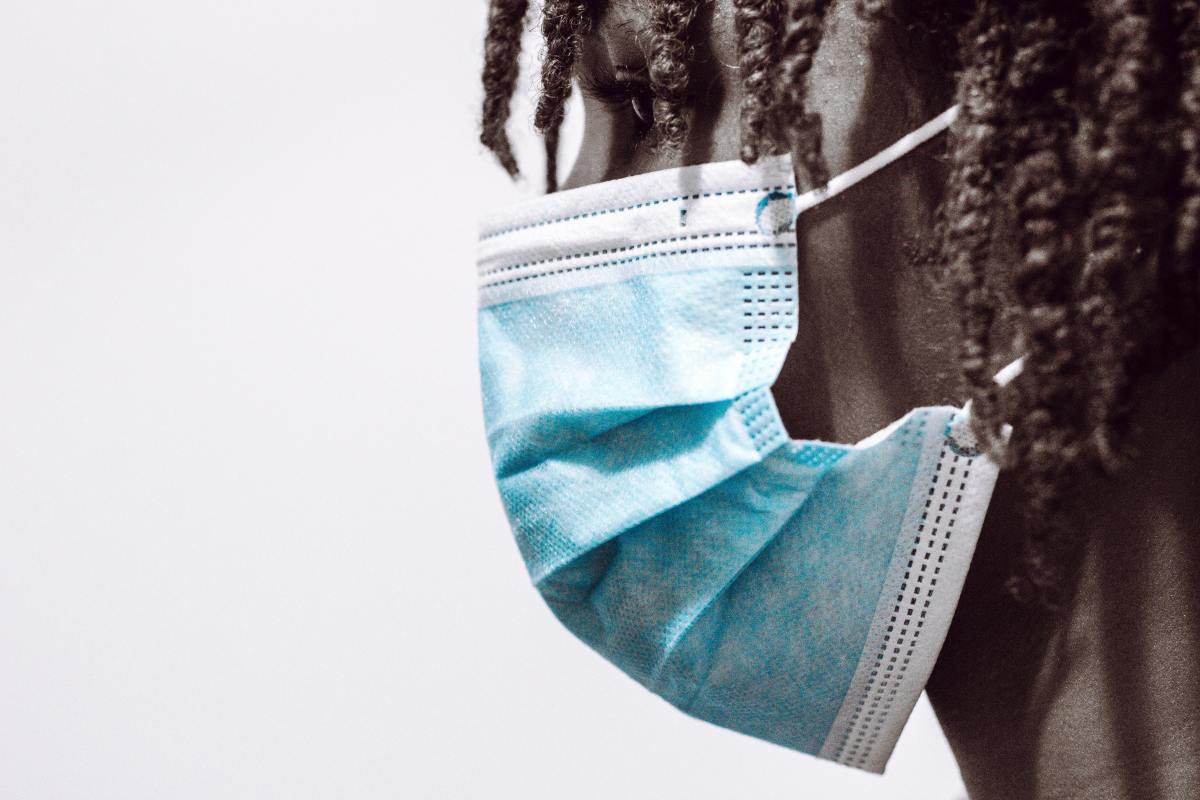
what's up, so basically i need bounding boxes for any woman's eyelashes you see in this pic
[579,66,655,141]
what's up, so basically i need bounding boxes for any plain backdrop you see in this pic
[0,3,968,798]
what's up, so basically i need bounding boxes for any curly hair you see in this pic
[940,0,1011,457]
[646,0,704,148]
[478,0,1200,607]
[1168,1,1200,341]
[1000,1,1090,605]
[777,0,835,186]
[533,0,590,192]
[479,0,531,178]
[733,0,786,161]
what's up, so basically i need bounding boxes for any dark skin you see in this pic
[564,2,1200,797]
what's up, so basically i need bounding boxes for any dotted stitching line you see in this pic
[479,243,798,289]
[734,273,793,440]
[480,183,795,241]
[736,400,773,432]
[480,230,763,278]
[855,452,970,762]
[834,431,971,768]
[793,446,845,468]
[834,419,928,763]
[741,269,796,344]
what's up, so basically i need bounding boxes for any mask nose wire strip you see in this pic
[794,106,959,216]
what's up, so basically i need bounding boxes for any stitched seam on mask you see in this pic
[832,427,971,769]
[859,448,970,761]
[829,413,931,765]
[734,390,787,453]
[741,269,796,345]
[480,230,764,278]
[480,243,798,289]
[480,184,795,241]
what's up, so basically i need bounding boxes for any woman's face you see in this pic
[562,0,744,187]
[564,0,969,445]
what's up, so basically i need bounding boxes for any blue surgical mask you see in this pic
[476,107,1012,773]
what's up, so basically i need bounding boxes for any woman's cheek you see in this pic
[561,100,643,190]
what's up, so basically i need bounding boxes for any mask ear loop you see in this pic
[808,106,1018,461]
[793,106,960,216]
[992,357,1023,462]
[993,357,1024,388]
[952,356,1023,463]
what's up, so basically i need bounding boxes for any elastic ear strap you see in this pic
[794,106,959,216]
[994,357,1024,387]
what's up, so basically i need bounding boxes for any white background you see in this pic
[0,2,967,798]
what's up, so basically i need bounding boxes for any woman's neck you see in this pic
[928,348,1200,800]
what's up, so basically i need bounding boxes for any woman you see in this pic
[476,1,1200,797]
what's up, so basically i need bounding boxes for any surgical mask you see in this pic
[476,107,1011,773]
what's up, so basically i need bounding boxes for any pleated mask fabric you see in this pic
[476,107,1009,773]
